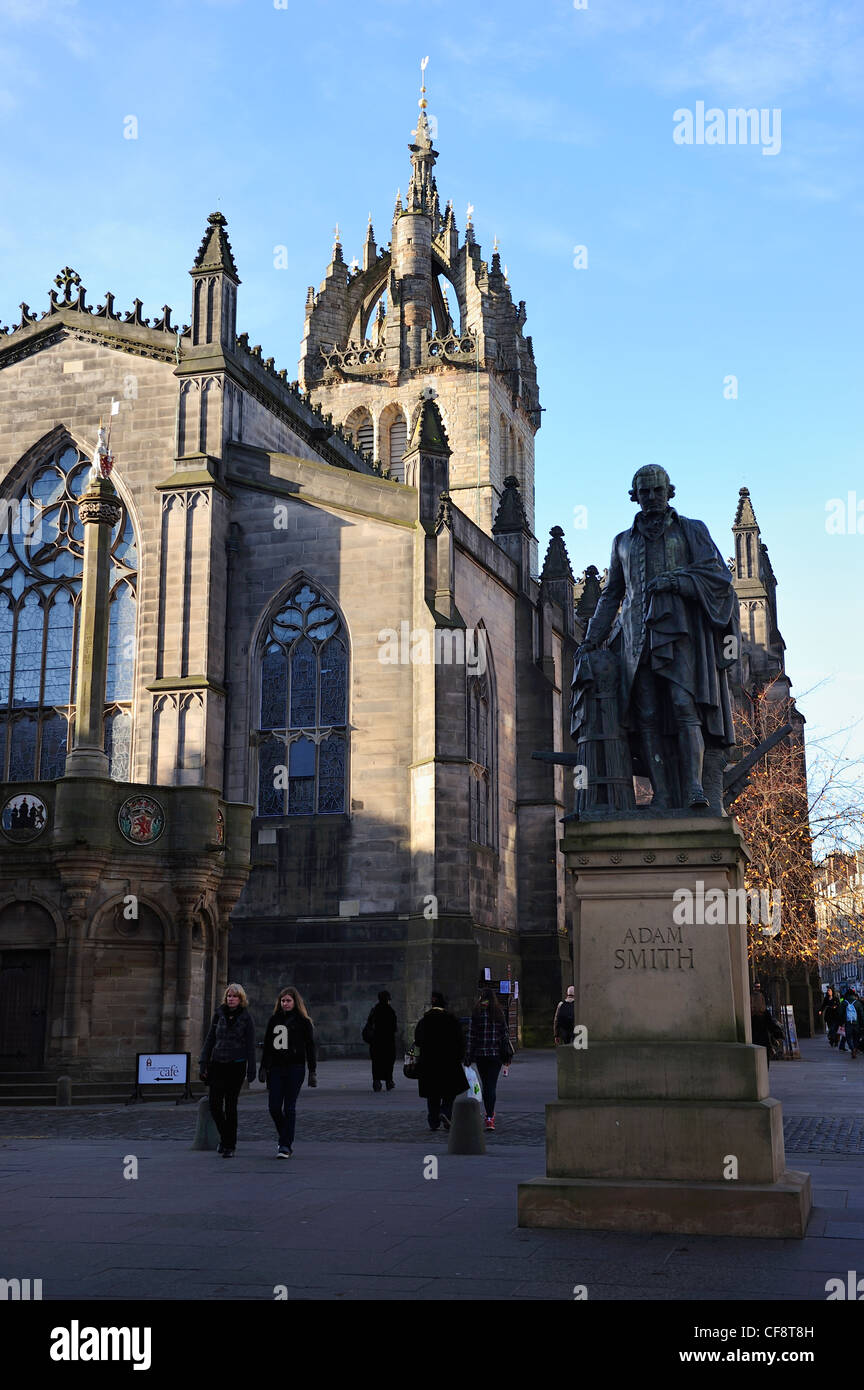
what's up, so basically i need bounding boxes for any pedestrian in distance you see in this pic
[259,986,317,1157]
[199,983,256,1158]
[820,987,841,1048]
[553,985,576,1045]
[838,988,863,1058]
[749,987,783,1069]
[465,987,514,1132]
[363,989,398,1092]
[413,990,468,1132]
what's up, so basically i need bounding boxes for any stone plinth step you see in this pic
[517,1169,812,1238]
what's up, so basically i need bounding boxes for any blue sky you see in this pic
[1,0,861,770]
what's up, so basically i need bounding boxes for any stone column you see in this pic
[65,475,122,778]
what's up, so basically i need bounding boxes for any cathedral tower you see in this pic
[298,78,541,558]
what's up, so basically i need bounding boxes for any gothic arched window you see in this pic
[256,582,348,816]
[344,407,374,460]
[468,667,496,848]
[0,440,137,782]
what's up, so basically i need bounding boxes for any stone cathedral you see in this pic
[0,93,798,1077]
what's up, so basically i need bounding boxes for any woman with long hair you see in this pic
[199,983,257,1158]
[465,988,513,1132]
[259,986,317,1157]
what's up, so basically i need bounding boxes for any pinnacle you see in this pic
[192,210,240,281]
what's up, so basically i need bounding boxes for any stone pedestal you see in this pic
[518,817,811,1237]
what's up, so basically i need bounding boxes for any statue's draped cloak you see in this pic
[581,509,739,747]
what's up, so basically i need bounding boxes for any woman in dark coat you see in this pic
[199,982,257,1158]
[820,988,841,1047]
[259,986,317,1158]
[364,990,398,1092]
[413,991,468,1131]
[750,988,784,1069]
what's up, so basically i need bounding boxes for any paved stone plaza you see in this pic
[0,1037,859,1301]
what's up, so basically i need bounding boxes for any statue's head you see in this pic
[629,465,675,512]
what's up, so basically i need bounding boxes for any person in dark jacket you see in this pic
[364,990,398,1092]
[553,986,576,1045]
[259,986,317,1157]
[838,989,863,1057]
[413,991,468,1131]
[820,987,841,1047]
[750,988,783,1069]
[465,988,513,1132]
[199,983,256,1157]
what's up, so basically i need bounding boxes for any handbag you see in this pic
[403,1046,419,1079]
[463,1063,483,1102]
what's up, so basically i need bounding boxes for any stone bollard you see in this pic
[191,1095,221,1151]
[447,1092,486,1155]
[56,1076,72,1107]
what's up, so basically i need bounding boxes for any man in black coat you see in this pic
[414,991,468,1131]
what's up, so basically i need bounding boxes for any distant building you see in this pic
[815,851,864,992]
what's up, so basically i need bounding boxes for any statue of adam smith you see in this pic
[575,465,739,810]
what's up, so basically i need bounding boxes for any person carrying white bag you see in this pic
[465,988,514,1132]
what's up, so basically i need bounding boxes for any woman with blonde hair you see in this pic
[199,983,257,1158]
[259,986,317,1157]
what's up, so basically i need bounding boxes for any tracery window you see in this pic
[0,441,137,781]
[468,669,496,848]
[256,582,348,816]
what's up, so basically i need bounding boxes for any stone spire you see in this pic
[540,525,575,582]
[190,211,239,351]
[493,475,534,586]
[193,211,240,281]
[363,215,377,271]
[540,526,576,634]
[406,58,438,215]
[492,475,531,535]
[403,388,450,525]
[731,485,786,688]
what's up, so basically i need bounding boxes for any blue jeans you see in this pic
[475,1058,502,1118]
[268,1065,305,1147]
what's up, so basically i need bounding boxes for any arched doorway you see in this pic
[0,902,55,1069]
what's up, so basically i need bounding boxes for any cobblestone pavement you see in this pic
[0,1101,860,1153]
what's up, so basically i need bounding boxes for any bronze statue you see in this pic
[573,466,739,813]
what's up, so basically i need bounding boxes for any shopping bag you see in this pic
[403,1047,419,1079]
[463,1064,482,1102]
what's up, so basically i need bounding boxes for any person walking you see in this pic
[465,987,513,1132]
[199,983,256,1158]
[749,987,783,1069]
[820,987,841,1047]
[363,990,398,1092]
[413,991,468,1132]
[259,986,317,1157]
[838,988,863,1058]
[553,985,576,1045]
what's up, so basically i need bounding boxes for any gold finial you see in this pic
[333,222,341,245]
[420,55,429,109]
[493,235,499,252]
[466,203,474,227]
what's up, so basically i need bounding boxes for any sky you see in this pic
[1,0,861,772]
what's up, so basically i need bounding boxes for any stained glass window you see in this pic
[256,583,348,816]
[0,440,137,780]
